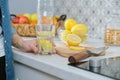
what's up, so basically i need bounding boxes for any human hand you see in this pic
[12,34,56,54]
[19,39,56,54]
[20,39,38,54]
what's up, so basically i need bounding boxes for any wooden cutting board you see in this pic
[55,43,95,58]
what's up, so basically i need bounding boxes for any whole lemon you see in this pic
[31,13,38,23]
[24,13,31,21]
[71,24,88,36]
[64,18,77,31]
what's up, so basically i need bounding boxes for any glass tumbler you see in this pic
[36,0,55,55]
[104,14,120,46]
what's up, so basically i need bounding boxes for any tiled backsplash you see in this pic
[54,0,120,39]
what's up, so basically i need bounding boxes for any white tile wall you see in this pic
[9,0,120,39]
[54,0,120,39]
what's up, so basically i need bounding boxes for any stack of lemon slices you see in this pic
[60,18,88,51]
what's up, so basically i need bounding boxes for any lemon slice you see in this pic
[37,39,52,50]
[37,31,54,37]
[69,46,85,51]
[61,30,71,42]
[66,34,81,46]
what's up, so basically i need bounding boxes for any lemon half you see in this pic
[66,34,81,46]
[61,30,71,42]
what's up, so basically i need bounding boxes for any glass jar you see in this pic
[104,14,120,46]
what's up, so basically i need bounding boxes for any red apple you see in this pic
[19,16,29,24]
[12,16,20,24]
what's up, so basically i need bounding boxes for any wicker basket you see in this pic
[12,23,36,37]
[11,15,66,37]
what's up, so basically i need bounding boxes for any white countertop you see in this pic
[12,37,120,80]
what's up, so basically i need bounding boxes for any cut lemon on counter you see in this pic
[66,34,81,46]
[69,46,85,51]
[64,18,77,31]
[61,30,71,42]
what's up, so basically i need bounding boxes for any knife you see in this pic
[68,46,109,63]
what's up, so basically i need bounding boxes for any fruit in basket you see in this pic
[24,13,31,20]
[64,18,77,31]
[31,13,38,23]
[19,16,29,24]
[17,14,23,17]
[71,24,88,35]
[66,34,81,46]
[12,16,20,24]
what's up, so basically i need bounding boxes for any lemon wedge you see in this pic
[69,46,85,51]
[66,34,81,46]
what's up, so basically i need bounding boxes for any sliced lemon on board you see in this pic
[61,30,71,42]
[66,34,81,46]
[69,46,85,51]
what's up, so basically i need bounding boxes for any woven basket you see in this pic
[12,23,36,37]
[11,15,66,37]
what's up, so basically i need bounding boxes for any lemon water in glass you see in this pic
[36,0,54,55]
[36,29,54,55]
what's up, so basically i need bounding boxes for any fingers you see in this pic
[30,41,39,54]
[52,41,56,54]
[52,47,56,54]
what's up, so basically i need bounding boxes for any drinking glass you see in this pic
[36,0,55,55]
